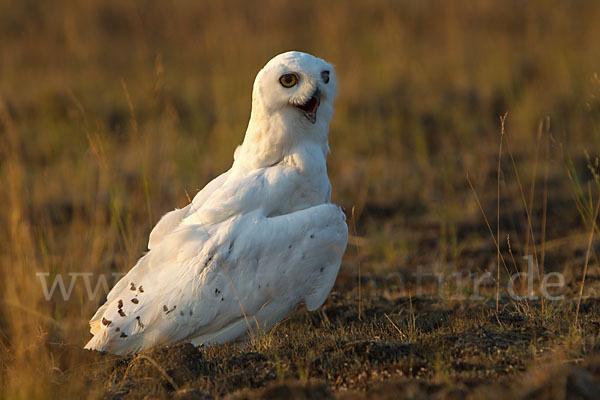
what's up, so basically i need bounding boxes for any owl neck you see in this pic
[233,106,330,170]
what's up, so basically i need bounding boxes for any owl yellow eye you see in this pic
[279,74,297,88]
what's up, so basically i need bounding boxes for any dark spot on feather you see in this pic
[118,309,126,317]
[215,288,221,296]
[131,298,139,304]
[117,299,123,309]
[221,297,224,301]
[258,284,261,289]
[130,282,136,291]
[115,327,120,332]
[320,267,324,273]
[138,286,144,293]
[102,317,112,326]
[310,234,314,239]
[163,305,177,315]
[135,316,144,329]
[289,244,292,249]
[120,332,128,338]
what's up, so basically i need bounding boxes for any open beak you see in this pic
[296,88,321,124]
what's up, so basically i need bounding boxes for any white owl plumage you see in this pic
[84,51,348,355]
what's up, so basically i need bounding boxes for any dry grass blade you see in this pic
[466,174,511,279]
[503,118,540,282]
[121,79,139,137]
[574,189,600,326]
[140,354,180,391]
[384,313,406,340]
[351,206,362,321]
[524,120,543,261]
[496,113,506,312]
[540,118,550,282]
[507,234,525,291]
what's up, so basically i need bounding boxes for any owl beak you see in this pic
[296,87,321,124]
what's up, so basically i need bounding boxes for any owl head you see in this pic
[252,51,336,127]
[237,51,337,168]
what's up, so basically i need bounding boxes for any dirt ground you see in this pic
[54,184,600,399]
[69,289,600,399]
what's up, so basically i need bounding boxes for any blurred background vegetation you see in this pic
[2,0,600,398]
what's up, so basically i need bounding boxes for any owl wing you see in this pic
[188,203,348,346]
[181,163,301,226]
[87,169,231,339]
[87,166,277,341]
[147,170,231,250]
[84,225,215,354]
[150,158,308,246]
[84,203,347,355]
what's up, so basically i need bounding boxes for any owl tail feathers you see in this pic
[89,319,101,336]
[84,331,132,355]
[84,330,108,352]
[84,326,148,355]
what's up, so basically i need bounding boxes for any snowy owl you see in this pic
[85,51,348,355]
